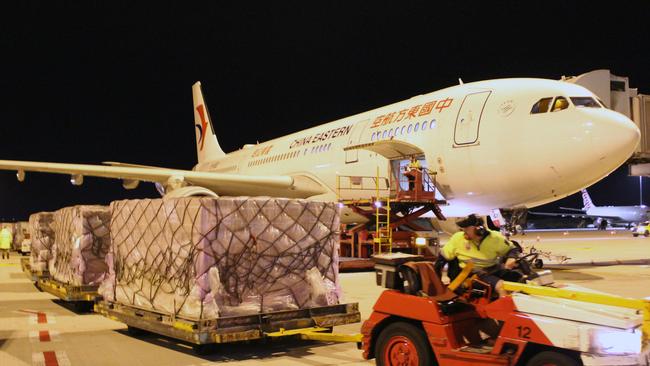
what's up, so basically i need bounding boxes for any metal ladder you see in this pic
[374,167,392,254]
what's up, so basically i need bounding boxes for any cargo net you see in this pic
[28,212,55,272]
[49,205,111,286]
[101,197,341,320]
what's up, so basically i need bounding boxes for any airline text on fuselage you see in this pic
[370,98,454,128]
[289,125,353,149]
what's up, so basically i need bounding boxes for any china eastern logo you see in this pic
[195,104,208,151]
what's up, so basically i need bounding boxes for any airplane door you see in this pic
[345,119,369,163]
[454,91,491,145]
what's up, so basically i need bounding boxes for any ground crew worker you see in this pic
[405,156,422,191]
[436,214,520,298]
[0,226,12,260]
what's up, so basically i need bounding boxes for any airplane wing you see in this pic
[528,211,623,221]
[102,161,172,169]
[0,160,325,198]
[558,207,586,212]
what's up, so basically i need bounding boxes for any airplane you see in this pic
[531,189,649,228]
[0,78,641,224]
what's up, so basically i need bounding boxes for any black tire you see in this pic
[644,231,649,237]
[526,351,580,366]
[533,259,544,269]
[634,233,639,237]
[375,322,434,366]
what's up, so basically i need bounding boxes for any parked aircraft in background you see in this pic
[0,78,640,223]
[531,189,649,228]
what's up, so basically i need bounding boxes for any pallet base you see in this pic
[37,277,99,302]
[95,300,361,345]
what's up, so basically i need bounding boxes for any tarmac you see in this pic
[1,231,649,365]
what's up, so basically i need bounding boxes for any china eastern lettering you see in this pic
[290,125,352,149]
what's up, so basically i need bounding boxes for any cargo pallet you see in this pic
[20,257,31,275]
[36,277,100,303]
[95,300,362,353]
[21,257,49,282]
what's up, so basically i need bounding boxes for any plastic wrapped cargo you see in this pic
[100,197,340,319]
[28,213,55,272]
[12,221,24,251]
[48,205,111,286]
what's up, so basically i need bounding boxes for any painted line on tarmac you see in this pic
[545,258,650,268]
[28,313,55,324]
[32,350,70,366]
[18,309,55,324]
[29,330,60,343]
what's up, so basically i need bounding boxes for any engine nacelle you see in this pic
[162,186,219,198]
[70,174,84,186]
[122,179,140,190]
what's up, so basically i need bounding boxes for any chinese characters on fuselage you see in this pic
[370,98,453,129]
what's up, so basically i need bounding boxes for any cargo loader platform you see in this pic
[95,300,361,353]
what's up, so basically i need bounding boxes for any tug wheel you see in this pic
[526,351,580,366]
[375,322,433,366]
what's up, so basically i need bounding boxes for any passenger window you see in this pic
[421,121,427,131]
[414,122,420,132]
[551,97,569,112]
[570,97,601,108]
[530,97,553,114]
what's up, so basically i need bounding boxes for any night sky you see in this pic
[1,2,649,220]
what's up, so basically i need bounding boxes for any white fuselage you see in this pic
[193,78,640,222]
[587,206,649,225]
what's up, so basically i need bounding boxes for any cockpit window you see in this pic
[551,96,569,112]
[570,97,601,108]
[531,97,553,114]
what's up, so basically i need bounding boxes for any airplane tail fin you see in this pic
[581,189,595,210]
[192,81,226,163]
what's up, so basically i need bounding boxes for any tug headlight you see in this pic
[590,328,641,355]
[414,237,427,246]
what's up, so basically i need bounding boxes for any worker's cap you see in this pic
[456,214,482,228]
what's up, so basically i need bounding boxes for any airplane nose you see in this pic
[589,109,640,165]
[507,107,640,208]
